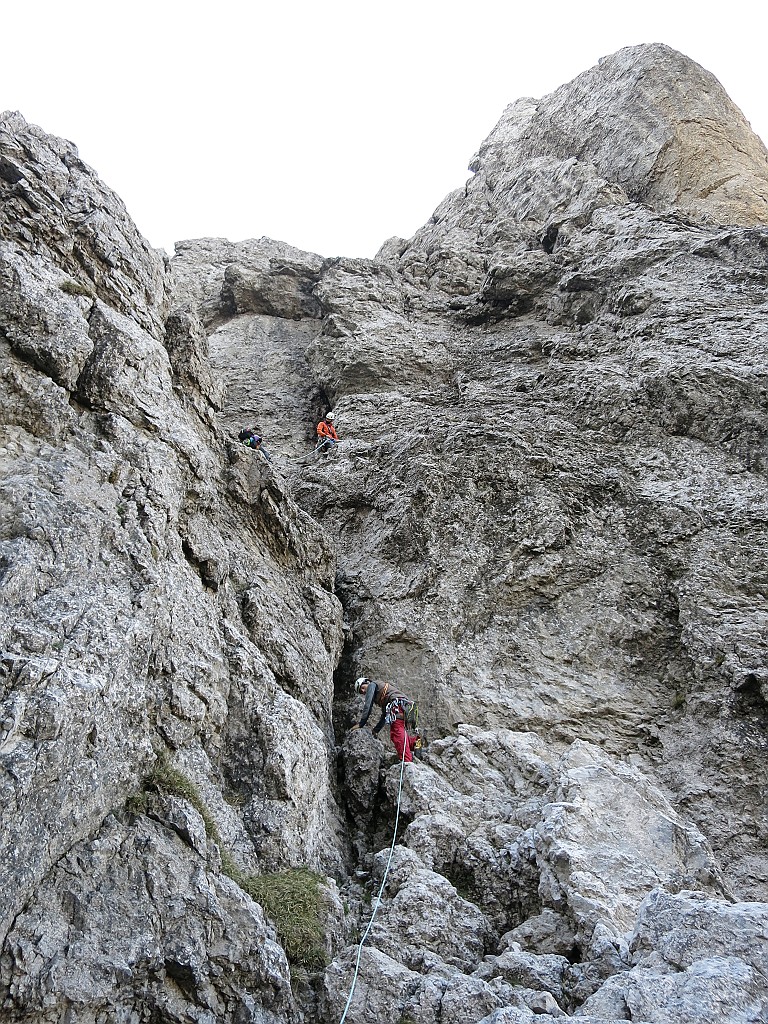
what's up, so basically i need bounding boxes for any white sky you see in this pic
[3,1,766,259]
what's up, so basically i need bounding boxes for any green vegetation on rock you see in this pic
[238,868,328,969]
[128,753,327,968]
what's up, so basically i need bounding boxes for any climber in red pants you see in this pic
[351,677,420,762]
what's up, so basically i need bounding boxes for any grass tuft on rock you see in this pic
[59,278,94,298]
[129,750,221,843]
[239,868,328,969]
[126,753,328,969]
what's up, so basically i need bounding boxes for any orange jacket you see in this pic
[317,420,339,440]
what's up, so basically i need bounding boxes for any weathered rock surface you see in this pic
[288,44,768,903]
[468,44,768,230]
[1,114,346,1022]
[2,811,297,1024]
[0,110,168,339]
[3,43,768,1024]
[326,729,739,1022]
[578,889,768,1023]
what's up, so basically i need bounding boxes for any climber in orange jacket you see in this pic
[316,411,339,453]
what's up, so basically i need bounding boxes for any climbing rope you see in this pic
[297,439,326,464]
[298,439,342,464]
[338,742,408,1024]
[239,438,342,468]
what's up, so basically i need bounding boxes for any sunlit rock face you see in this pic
[2,43,768,1024]
[468,42,768,229]
[288,43,768,902]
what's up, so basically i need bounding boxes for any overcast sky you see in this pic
[3,1,766,259]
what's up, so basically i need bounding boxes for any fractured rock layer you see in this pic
[1,110,346,1024]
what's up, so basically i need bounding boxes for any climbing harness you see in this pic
[384,697,417,727]
[338,742,408,1024]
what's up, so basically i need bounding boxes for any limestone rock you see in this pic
[367,845,494,971]
[399,729,723,942]
[1,812,298,1023]
[0,244,95,390]
[474,948,570,1006]
[170,236,324,327]
[580,887,768,1022]
[502,910,578,958]
[470,44,768,228]
[0,110,168,338]
[321,946,419,1024]
[163,305,225,423]
[0,108,347,1022]
[285,48,768,907]
[3,41,768,1024]
[327,727,727,1020]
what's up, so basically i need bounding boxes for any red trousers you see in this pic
[390,718,416,762]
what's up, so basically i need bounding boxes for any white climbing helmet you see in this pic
[354,676,368,693]
[326,411,335,421]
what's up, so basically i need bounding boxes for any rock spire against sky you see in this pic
[2,0,767,256]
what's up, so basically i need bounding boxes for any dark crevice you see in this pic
[180,538,219,591]
[541,224,560,253]
[0,157,25,185]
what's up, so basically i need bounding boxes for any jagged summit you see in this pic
[474,42,768,228]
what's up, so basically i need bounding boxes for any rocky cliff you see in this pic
[1,42,767,1024]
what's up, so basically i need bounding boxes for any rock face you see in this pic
[469,43,768,229]
[0,109,346,1023]
[2,43,768,1024]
